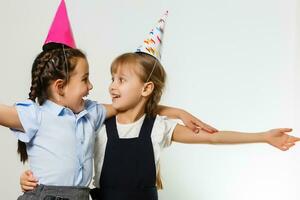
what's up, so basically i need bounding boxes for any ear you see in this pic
[141,82,154,97]
[53,79,66,96]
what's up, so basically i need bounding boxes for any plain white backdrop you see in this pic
[0,0,299,199]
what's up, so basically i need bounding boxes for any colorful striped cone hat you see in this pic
[43,0,76,50]
[136,11,168,61]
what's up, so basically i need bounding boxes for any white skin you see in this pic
[20,60,300,190]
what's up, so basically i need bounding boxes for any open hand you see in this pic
[265,128,300,151]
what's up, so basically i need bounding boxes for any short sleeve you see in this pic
[153,115,178,148]
[85,100,107,133]
[11,100,41,143]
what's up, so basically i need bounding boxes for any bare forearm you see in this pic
[212,131,267,144]
[0,104,22,130]
[102,104,118,119]
[173,125,267,144]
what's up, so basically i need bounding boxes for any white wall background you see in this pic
[0,0,299,199]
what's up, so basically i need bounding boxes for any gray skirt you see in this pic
[17,184,90,200]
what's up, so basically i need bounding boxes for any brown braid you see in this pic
[18,48,86,163]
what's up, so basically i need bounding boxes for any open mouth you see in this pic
[83,94,89,100]
[111,94,120,101]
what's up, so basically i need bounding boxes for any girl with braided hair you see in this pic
[0,47,108,199]
[0,47,214,200]
[16,8,299,200]
[0,3,216,199]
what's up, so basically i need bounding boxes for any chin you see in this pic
[73,104,85,114]
[111,103,123,111]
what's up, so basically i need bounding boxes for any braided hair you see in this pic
[18,48,86,163]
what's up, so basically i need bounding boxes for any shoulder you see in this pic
[85,99,106,114]
[152,115,178,136]
[154,115,178,127]
[15,99,41,116]
[15,99,39,108]
[85,99,99,110]
[151,115,178,148]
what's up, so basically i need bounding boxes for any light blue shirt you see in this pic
[12,99,106,187]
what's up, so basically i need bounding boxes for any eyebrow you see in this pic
[82,73,89,78]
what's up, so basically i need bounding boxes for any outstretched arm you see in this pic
[172,125,299,151]
[157,105,218,133]
[0,104,23,131]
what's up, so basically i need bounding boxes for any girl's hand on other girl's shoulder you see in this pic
[20,170,38,192]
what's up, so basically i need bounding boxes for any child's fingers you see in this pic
[23,170,38,182]
[20,176,38,185]
[284,143,295,149]
[184,121,196,132]
[279,142,295,151]
[20,179,37,192]
[287,136,300,143]
[278,128,293,133]
[24,176,37,182]
[200,126,216,134]
[192,120,218,133]
[25,170,33,176]
[20,179,38,187]
[30,176,38,182]
[21,185,36,192]
[279,145,289,151]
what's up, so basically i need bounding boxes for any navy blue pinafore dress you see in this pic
[90,115,158,200]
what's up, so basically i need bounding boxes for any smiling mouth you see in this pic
[83,94,89,100]
[111,94,120,98]
[111,94,121,101]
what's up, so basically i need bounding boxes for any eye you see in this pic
[120,77,126,83]
[111,77,115,82]
[82,77,88,82]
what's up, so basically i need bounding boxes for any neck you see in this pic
[48,97,59,105]
[116,101,147,124]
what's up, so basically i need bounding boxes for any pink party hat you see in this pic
[136,11,168,60]
[43,0,76,50]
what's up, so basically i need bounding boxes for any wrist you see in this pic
[261,131,270,143]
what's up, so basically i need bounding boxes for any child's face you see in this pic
[109,64,145,111]
[62,57,93,113]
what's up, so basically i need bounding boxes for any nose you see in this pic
[109,79,117,90]
[88,80,93,91]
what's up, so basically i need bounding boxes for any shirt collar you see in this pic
[43,100,89,118]
[43,100,66,116]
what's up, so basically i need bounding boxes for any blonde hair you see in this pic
[111,52,166,189]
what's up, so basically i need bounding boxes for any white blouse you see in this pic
[93,115,178,187]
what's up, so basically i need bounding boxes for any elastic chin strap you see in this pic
[145,58,158,83]
[62,45,69,83]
